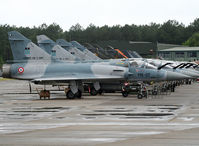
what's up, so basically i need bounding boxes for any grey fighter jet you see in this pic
[3,31,190,99]
[70,41,102,60]
[8,31,51,61]
[2,58,189,99]
[146,59,199,79]
[36,35,79,61]
[56,39,93,60]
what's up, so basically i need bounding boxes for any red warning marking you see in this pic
[18,67,24,73]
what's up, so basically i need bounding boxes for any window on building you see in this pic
[187,52,197,57]
[163,52,170,58]
[175,52,184,58]
[158,52,170,58]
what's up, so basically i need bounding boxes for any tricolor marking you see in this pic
[18,67,24,73]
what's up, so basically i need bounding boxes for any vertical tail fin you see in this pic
[57,39,94,60]
[8,31,50,61]
[56,39,73,51]
[37,35,55,55]
[8,31,30,60]
[37,35,79,61]
[71,41,101,60]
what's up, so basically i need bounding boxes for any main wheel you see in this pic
[143,92,148,98]
[90,88,98,96]
[122,91,128,97]
[98,89,103,95]
[152,90,158,95]
[137,94,143,99]
[75,90,82,99]
[66,90,75,99]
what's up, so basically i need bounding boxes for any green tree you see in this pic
[0,57,3,68]
[68,23,84,42]
[157,20,185,44]
[139,23,159,42]
[183,32,199,46]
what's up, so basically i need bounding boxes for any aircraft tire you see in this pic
[122,91,128,97]
[137,94,143,99]
[66,90,75,99]
[98,89,103,95]
[90,88,98,96]
[75,90,82,99]
[152,91,158,95]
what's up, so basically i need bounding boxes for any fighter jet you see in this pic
[106,48,198,82]
[70,41,102,60]
[90,44,110,59]
[4,31,190,99]
[56,39,93,60]
[8,31,51,61]
[36,35,79,61]
[146,59,199,79]
[84,43,110,59]
[2,57,189,98]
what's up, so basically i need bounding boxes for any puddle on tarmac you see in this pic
[121,116,164,119]
[110,113,173,116]
[80,105,180,120]
[56,117,65,119]
[12,107,70,110]
[10,107,71,113]
[148,105,182,107]
[81,114,106,116]
[94,110,133,112]
[85,117,97,119]
[158,108,179,110]
[13,110,58,112]
[0,106,71,120]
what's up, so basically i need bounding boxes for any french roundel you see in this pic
[18,67,24,73]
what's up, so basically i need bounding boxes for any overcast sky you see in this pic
[0,0,198,30]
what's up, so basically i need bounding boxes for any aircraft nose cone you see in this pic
[166,71,190,80]
[185,71,199,78]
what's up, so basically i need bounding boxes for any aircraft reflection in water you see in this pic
[2,31,198,99]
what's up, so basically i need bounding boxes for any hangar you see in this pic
[158,47,199,61]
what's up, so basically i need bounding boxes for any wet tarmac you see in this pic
[0,78,199,146]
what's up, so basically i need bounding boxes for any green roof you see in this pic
[159,47,199,52]
[157,43,182,50]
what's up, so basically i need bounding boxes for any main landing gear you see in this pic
[89,82,100,96]
[90,87,98,96]
[66,89,82,99]
[66,81,83,99]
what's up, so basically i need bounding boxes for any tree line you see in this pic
[0,18,199,67]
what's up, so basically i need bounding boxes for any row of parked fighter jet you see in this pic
[2,31,199,99]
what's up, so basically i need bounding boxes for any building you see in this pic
[157,43,182,50]
[158,47,199,61]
